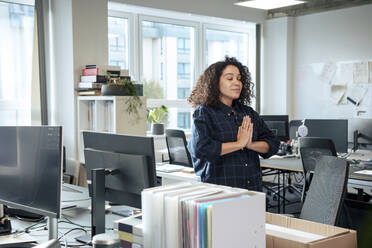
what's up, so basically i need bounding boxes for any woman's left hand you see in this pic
[241,116,253,149]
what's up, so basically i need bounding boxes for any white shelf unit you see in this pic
[77,96,147,163]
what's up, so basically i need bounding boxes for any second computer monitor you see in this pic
[260,115,289,141]
[289,119,348,153]
[83,131,157,208]
[0,126,63,218]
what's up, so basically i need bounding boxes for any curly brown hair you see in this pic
[188,56,254,108]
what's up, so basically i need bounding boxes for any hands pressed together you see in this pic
[237,116,253,149]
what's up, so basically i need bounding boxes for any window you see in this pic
[204,26,256,109]
[108,5,256,130]
[0,1,35,125]
[141,19,195,129]
[177,37,190,54]
[177,88,190,99]
[108,16,128,69]
[177,112,191,129]
[205,28,249,67]
[177,63,190,80]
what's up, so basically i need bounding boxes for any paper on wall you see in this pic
[353,62,369,84]
[330,85,346,104]
[347,85,368,105]
[332,63,353,86]
[319,61,337,84]
[369,61,372,83]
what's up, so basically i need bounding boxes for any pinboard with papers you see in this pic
[294,59,372,119]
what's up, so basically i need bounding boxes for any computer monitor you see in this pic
[83,131,157,209]
[289,119,348,153]
[0,126,63,218]
[348,118,372,150]
[260,115,289,141]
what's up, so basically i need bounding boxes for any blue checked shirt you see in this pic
[187,102,279,191]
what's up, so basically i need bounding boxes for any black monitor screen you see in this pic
[260,115,289,141]
[0,126,63,218]
[290,119,348,153]
[348,118,372,148]
[83,131,156,208]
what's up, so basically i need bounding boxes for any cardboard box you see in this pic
[266,213,357,248]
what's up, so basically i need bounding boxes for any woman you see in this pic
[187,57,279,191]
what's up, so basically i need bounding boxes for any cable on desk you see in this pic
[61,215,91,229]
[12,218,47,235]
[58,228,87,241]
[59,231,68,248]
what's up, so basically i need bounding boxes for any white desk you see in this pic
[156,164,200,185]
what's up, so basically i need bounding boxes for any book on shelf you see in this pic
[82,68,98,76]
[77,82,104,89]
[81,75,107,83]
[78,89,101,96]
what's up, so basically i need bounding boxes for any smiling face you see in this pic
[219,65,242,107]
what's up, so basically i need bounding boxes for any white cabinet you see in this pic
[77,96,147,162]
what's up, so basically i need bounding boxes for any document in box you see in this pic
[156,164,184,172]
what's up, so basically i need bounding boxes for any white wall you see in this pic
[262,4,372,119]
[292,4,372,119]
[110,0,266,23]
[49,0,74,159]
[262,17,294,116]
[49,0,108,164]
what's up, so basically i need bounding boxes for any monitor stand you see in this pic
[48,217,58,240]
[76,168,108,245]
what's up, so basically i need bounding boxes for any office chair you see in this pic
[299,137,337,202]
[300,155,349,226]
[165,129,193,167]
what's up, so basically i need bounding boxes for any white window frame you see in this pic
[203,22,257,109]
[108,10,137,80]
[0,0,36,125]
[138,14,199,110]
[108,3,257,128]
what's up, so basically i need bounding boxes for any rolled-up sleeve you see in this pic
[255,113,280,159]
[187,107,222,164]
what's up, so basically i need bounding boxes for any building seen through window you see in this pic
[141,20,194,129]
[0,1,35,125]
[108,16,128,69]
[107,10,256,130]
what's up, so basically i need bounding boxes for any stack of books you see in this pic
[142,182,266,248]
[114,214,143,248]
[77,65,105,96]
[76,65,131,96]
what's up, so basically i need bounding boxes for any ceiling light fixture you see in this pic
[235,0,306,10]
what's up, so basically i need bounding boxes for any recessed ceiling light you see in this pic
[235,0,306,10]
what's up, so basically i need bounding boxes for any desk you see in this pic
[261,156,372,211]
[3,184,128,246]
[156,164,200,185]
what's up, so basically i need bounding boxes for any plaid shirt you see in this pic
[187,102,279,191]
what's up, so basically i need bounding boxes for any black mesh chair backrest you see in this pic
[299,137,337,174]
[165,129,193,167]
[300,155,349,225]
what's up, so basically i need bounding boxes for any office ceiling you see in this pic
[267,0,372,18]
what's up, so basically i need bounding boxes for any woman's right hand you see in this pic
[237,116,251,148]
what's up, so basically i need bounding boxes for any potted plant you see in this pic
[101,75,143,120]
[147,105,168,135]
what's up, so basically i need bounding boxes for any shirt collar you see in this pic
[218,101,240,115]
